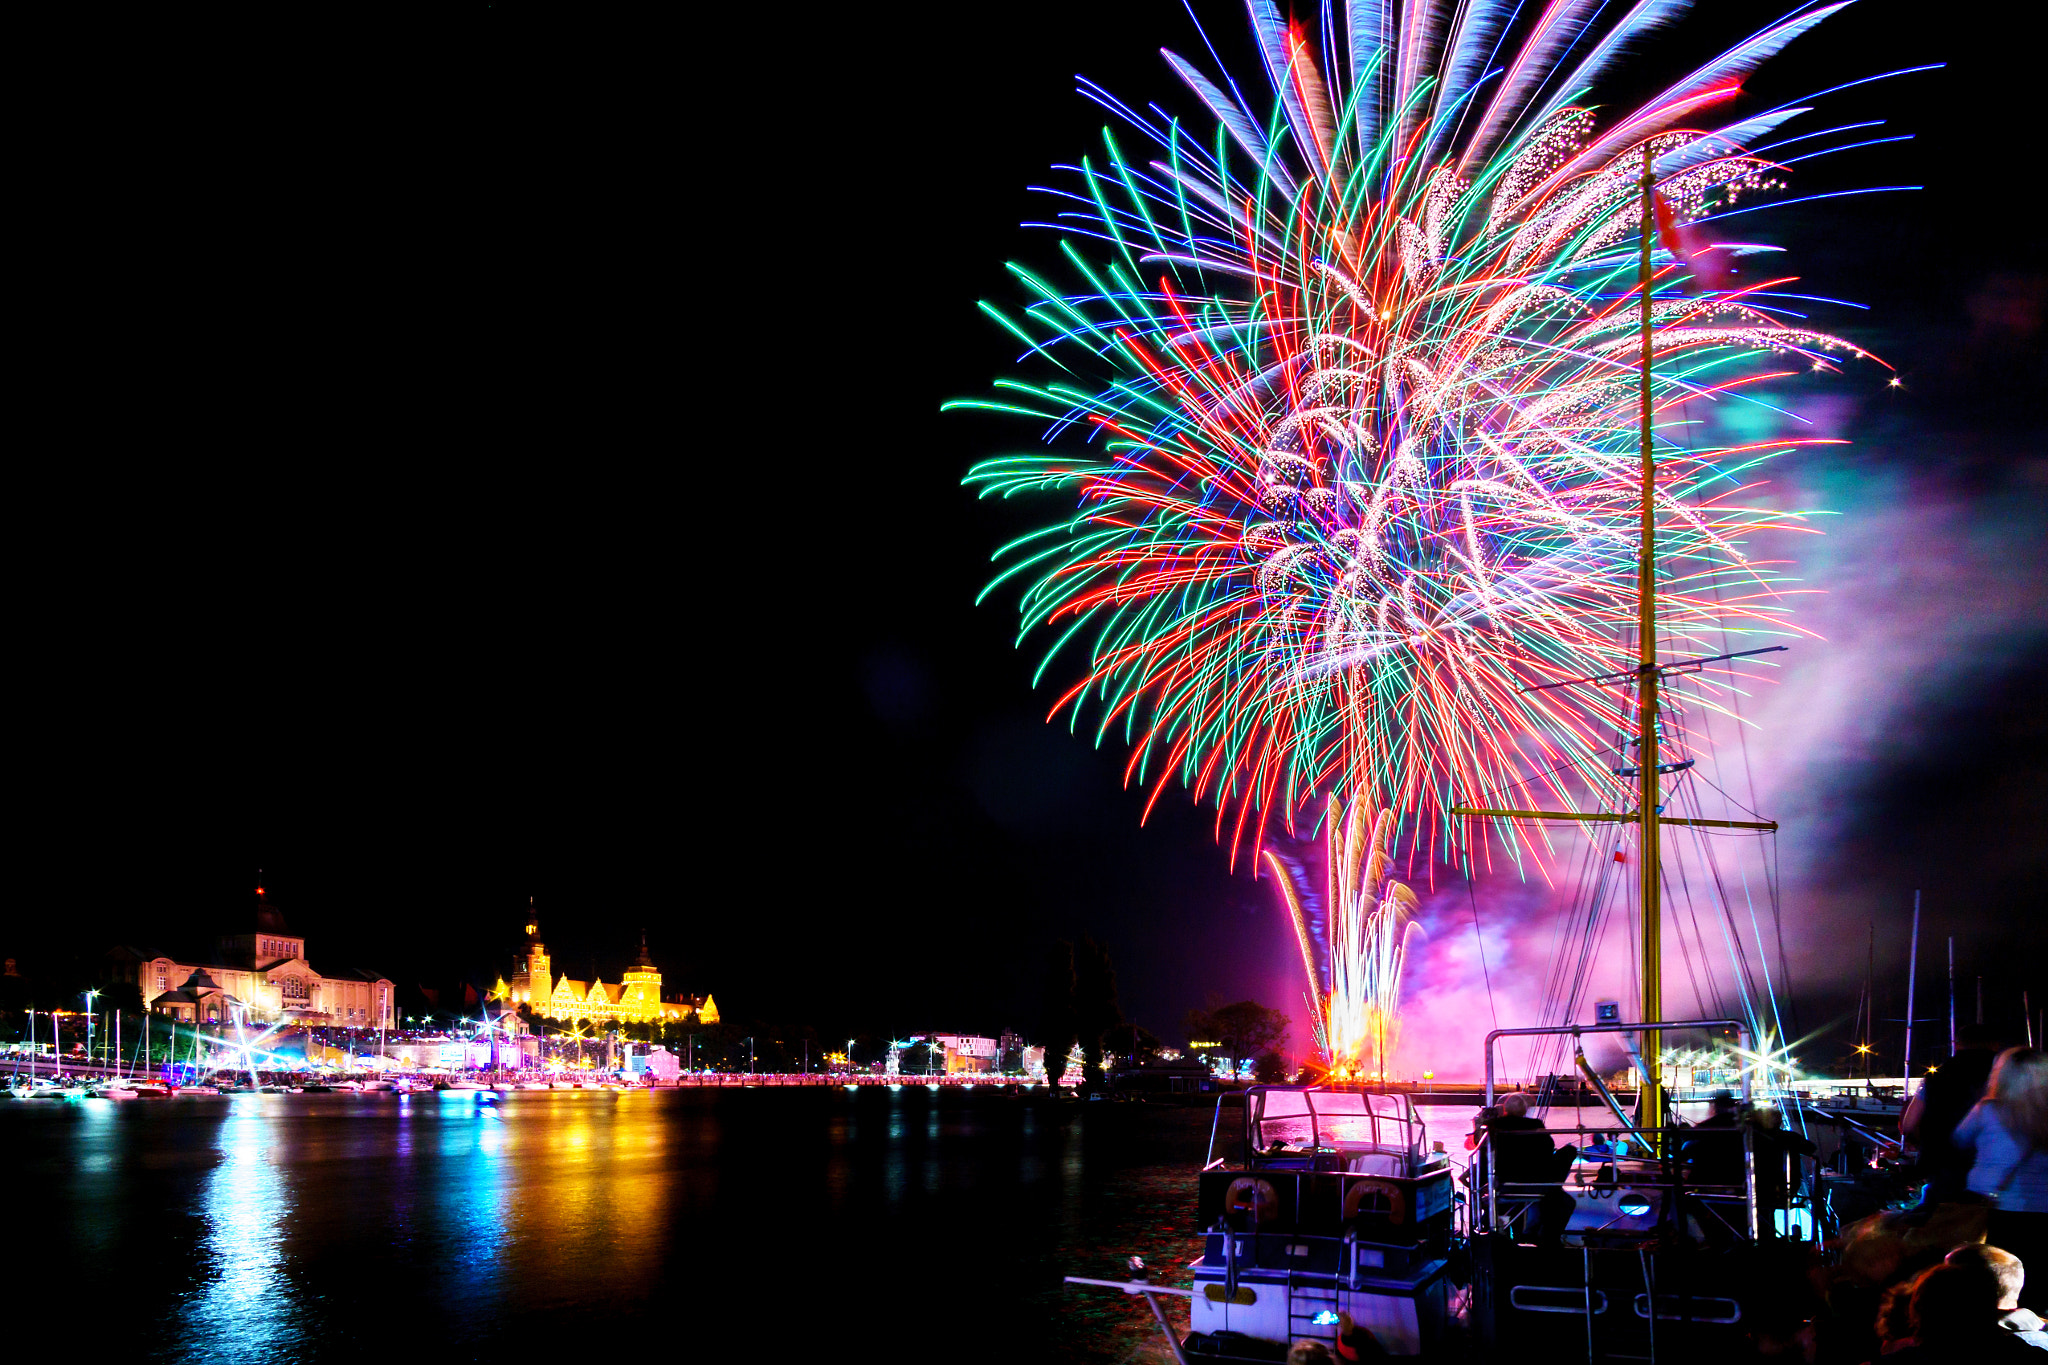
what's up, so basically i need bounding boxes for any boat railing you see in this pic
[1469,1118,1766,1244]
[1226,1085,1428,1171]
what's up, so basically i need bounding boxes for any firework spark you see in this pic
[1268,795,1418,1078]
[959,0,1877,863]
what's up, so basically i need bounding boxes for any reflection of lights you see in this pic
[191,1107,295,1347]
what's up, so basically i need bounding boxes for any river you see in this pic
[7,1087,1250,1362]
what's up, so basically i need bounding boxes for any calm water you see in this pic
[3,1088,1225,1362]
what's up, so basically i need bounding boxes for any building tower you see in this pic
[620,929,662,1021]
[522,901,551,1008]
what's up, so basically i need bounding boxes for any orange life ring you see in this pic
[1344,1177,1409,1226]
[1224,1177,1281,1224]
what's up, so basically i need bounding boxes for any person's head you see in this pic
[1947,1243,2025,1311]
[1502,1094,1529,1119]
[1957,1023,2002,1052]
[1752,1105,1783,1131]
[1910,1262,2003,1343]
[1286,1342,1334,1365]
[1877,1269,1927,1347]
[1710,1089,1736,1116]
[1987,1048,2048,1145]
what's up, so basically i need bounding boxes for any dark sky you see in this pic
[15,3,2040,1063]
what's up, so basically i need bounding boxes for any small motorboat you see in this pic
[88,1085,140,1100]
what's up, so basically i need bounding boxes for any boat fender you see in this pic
[1344,1177,1408,1226]
[1223,1177,1281,1225]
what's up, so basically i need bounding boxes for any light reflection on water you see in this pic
[189,1098,300,1360]
[9,1088,1211,1363]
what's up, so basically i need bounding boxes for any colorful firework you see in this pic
[958,0,1882,864]
[1267,795,1418,1077]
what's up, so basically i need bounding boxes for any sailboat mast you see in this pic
[1904,892,1920,1088]
[1636,142,1665,1134]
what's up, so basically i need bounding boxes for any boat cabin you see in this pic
[1189,1087,1454,1357]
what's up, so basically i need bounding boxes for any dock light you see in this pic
[1311,1310,1342,1327]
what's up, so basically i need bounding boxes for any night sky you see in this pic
[17,3,2040,1069]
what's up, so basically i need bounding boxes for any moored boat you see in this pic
[1183,1087,1453,1357]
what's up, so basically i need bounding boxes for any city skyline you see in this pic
[9,0,2039,1075]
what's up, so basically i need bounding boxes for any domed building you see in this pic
[110,880,394,1028]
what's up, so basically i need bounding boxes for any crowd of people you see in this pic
[1844,1036,2048,1361]
[1283,1037,2048,1361]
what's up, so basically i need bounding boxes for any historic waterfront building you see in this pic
[499,913,716,1026]
[111,884,395,1028]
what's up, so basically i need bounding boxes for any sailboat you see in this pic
[1438,146,1836,1360]
[1093,147,1834,1365]
[88,997,138,1099]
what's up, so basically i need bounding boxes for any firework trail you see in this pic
[959,0,1882,866]
[1268,794,1419,1077]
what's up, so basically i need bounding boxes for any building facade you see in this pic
[114,885,395,1029]
[499,915,717,1026]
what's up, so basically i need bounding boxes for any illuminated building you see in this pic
[112,882,394,1028]
[889,1034,999,1076]
[498,912,716,1025]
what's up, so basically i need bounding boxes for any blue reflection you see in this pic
[433,1098,509,1320]
[185,1098,299,1359]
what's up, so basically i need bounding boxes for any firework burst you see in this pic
[1268,794,1418,1077]
[959,1,1877,863]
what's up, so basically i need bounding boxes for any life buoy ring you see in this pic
[1344,1176,1409,1226]
[1224,1177,1281,1224]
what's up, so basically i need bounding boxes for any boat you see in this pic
[1183,1088,1455,1357]
[88,1085,140,1100]
[1066,107,1870,1365]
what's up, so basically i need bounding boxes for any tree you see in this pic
[1074,935,1123,1087]
[1039,942,1078,1094]
[899,1037,943,1076]
[1101,1023,1162,1068]
[1255,1052,1289,1083]
[1185,999,1289,1078]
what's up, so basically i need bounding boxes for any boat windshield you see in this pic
[1248,1088,1423,1159]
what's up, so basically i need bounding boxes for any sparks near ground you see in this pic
[1267,794,1418,1078]
[957,0,1903,873]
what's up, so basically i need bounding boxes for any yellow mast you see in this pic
[1636,143,1665,1140]
[1452,143,1776,1158]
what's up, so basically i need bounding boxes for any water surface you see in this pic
[6,1088,1217,1362]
